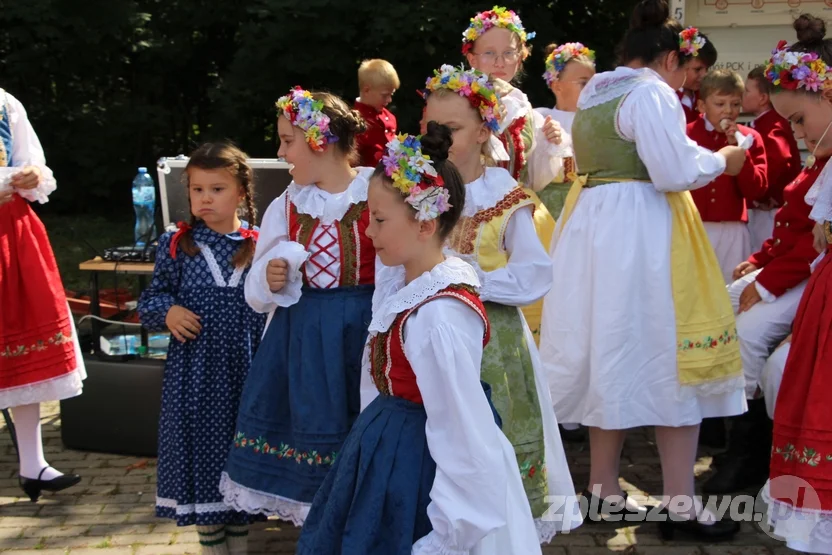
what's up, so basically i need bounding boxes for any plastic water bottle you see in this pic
[132,167,156,246]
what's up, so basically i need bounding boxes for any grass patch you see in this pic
[93,538,112,548]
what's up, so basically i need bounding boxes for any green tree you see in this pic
[0,0,639,216]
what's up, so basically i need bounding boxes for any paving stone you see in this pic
[0,401,790,554]
[67,549,133,555]
[135,544,199,555]
[110,532,175,546]
[22,525,90,538]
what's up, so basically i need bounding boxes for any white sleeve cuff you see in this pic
[411,532,468,555]
[754,281,777,303]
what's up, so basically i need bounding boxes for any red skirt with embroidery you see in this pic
[0,195,76,392]
[769,248,832,511]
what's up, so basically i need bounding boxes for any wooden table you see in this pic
[78,258,156,353]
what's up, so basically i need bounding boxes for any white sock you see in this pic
[225,524,248,555]
[197,525,229,555]
[11,404,62,481]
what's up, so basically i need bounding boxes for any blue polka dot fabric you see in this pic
[138,221,267,527]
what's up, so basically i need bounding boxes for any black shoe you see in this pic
[559,424,586,443]
[702,399,772,494]
[656,507,740,541]
[698,417,727,448]
[19,467,81,502]
[712,450,730,467]
[581,489,648,523]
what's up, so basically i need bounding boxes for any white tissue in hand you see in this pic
[735,132,754,150]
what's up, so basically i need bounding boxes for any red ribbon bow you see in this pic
[169,221,192,259]
[238,227,259,241]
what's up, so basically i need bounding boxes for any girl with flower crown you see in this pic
[139,143,266,555]
[419,65,582,543]
[535,42,596,220]
[220,89,377,526]
[460,5,566,343]
[758,15,832,555]
[297,122,542,555]
[539,0,749,540]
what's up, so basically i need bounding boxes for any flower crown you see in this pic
[679,27,706,57]
[420,65,503,132]
[543,42,596,85]
[461,6,535,55]
[765,40,832,92]
[275,87,338,152]
[381,134,451,222]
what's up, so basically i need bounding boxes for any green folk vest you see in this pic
[571,93,650,187]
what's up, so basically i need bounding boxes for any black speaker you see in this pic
[60,355,164,457]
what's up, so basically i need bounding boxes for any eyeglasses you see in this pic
[473,50,521,65]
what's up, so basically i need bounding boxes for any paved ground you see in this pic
[0,402,794,554]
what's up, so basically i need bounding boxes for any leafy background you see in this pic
[0,0,640,217]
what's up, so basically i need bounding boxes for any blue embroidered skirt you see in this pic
[297,384,500,555]
[222,284,373,515]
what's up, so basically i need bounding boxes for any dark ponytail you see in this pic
[789,14,832,67]
[617,0,684,66]
[372,122,465,240]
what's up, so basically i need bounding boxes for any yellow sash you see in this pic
[559,175,741,387]
[520,189,555,346]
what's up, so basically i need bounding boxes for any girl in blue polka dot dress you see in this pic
[138,143,267,555]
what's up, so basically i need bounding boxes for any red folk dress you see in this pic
[0,89,84,409]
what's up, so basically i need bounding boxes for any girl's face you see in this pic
[424,94,489,170]
[277,115,320,185]
[551,61,595,112]
[465,27,523,82]
[773,91,832,157]
[188,167,244,229]
[366,177,425,267]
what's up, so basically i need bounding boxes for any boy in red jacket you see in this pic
[742,66,802,251]
[688,69,768,283]
[703,139,828,495]
[353,59,399,168]
[677,30,717,124]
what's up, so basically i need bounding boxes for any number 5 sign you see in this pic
[671,0,685,24]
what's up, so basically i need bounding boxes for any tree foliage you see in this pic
[0,0,638,214]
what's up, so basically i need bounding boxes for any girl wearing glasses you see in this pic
[461,6,566,344]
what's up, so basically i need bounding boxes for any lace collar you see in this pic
[578,66,661,111]
[287,166,373,224]
[461,167,517,217]
[368,257,480,334]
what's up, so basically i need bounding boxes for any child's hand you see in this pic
[10,166,42,190]
[165,305,202,343]
[267,258,289,292]
[543,116,562,145]
[722,120,739,145]
[718,146,746,176]
[0,189,14,206]
[813,223,828,254]
[738,282,763,313]
[733,261,758,281]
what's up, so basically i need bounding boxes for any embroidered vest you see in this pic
[369,284,489,404]
[572,93,650,186]
[286,198,375,287]
[0,90,13,168]
[446,187,535,273]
